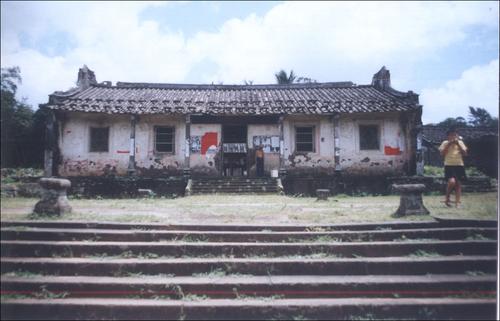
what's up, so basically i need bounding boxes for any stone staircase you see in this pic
[189,177,280,194]
[1,219,497,320]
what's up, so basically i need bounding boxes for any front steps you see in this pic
[190,177,280,194]
[1,219,497,320]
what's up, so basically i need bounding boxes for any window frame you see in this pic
[295,125,316,153]
[358,123,381,151]
[89,126,110,153]
[154,126,176,154]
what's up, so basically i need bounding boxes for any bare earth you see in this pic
[1,192,497,224]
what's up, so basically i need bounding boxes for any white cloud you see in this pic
[420,59,499,124]
[1,0,498,120]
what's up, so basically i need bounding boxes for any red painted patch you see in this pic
[201,132,218,155]
[116,150,130,154]
[384,146,401,155]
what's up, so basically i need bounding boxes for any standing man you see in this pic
[439,128,468,208]
[256,145,264,177]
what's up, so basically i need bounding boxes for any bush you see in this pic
[424,165,487,177]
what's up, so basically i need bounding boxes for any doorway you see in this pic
[222,125,248,176]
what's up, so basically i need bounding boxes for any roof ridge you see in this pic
[110,81,357,90]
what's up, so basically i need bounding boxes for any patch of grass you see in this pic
[465,233,492,241]
[1,192,496,225]
[408,250,441,258]
[192,268,227,278]
[1,270,42,278]
[465,270,487,276]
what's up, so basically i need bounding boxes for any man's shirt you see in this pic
[439,140,467,166]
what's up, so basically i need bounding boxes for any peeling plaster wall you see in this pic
[58,112,186,176]
[58,112,411,178]
[190,124,221,176]
[338,113,406,176]
[283,115,336,171]
[135,114,186,176]
[283,113,408,176]
[247,124,280,173]
[58,113,130,176]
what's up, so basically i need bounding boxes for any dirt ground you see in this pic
[1,192,497,224]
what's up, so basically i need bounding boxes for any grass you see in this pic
[1,192,497,225]
[408,250,441,258]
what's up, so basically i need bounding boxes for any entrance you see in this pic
[222,125,247,176]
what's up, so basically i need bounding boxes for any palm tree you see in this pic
[275,70,296,84]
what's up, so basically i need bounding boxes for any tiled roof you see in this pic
[423,125,498,144]
[45,81,419,115]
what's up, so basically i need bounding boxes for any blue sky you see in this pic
[1,1,498,124]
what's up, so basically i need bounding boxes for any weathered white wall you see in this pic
[337,113,406,176]
[283,113,407,176]
[135,114,186,176]
[247,124,280,173]
[190,123,221,175]
[283,115,336,169]
[58,112,408,177]
[58,112,186,176]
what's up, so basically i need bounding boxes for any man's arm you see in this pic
[439,141,451,157]
[457,140,468,156]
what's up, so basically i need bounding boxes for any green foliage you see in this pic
[275,69,297,84]
[468,106,498,128]
[424,165,487,177]
[436,116,468,128]
[1,66,45,168]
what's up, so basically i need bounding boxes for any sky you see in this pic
[1,1,498,124]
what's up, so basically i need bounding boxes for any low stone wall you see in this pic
[282,174,390,196]
[66,176,188,198]
[283,174,496,196]
[388,176,496,193]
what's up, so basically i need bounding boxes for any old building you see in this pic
[41,66,424,194]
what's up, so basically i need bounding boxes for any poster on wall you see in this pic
[253,135,280,153]
[190,136,201,153]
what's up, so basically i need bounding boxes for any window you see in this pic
[89,127,109,152]
[155,126,175,153]
[295,126,315,152]
[359,124,380,150]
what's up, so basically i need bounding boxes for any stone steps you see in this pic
[190,178,279,194]
[2,298,496,320]
[2,240,496,257]
[1,219,497,320]
[1,256,496,277]
[1,226,497,242]
[2,274,495,298]
[2,219,496,230]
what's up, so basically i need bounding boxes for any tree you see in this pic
[436,116,468,128]
[468,106,498,128]
[275,70,297,84]
[1,66,38,167]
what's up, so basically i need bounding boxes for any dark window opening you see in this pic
[359,124,380,150]
[155,126,175,153]
[89,127,109,152]
[296,126,315,152]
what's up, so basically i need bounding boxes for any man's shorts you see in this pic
[444,165,466,182]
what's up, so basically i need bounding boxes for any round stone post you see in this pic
[316,189,330,201]
[33,178,72,216]
[392,183,429,217]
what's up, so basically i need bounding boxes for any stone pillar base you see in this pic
[392,184,429,217]
[33,178,72,216]
[316,189,330,201]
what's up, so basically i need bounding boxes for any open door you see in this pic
[222,125,248,176]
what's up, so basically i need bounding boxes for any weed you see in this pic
[34,285,69,299]
[408,250,441,257]
[465,233,491,241]
[2,270,42,278]
[192,268,227,278]
[465,270,487,276]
